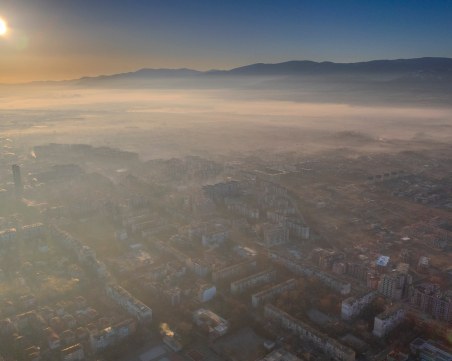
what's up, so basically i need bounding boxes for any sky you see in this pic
[0,0,452,83]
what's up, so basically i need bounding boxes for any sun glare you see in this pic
[0,18,8,36]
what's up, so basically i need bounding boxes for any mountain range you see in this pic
[74,57,452,84]
[10,57,451,106]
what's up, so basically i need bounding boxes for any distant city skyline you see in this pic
[1,0,452,83]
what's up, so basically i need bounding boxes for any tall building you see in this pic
[410,283,452,322]
[410,338,452,361]
[372,305,406,337]
[12,164,23,197]
[378,270,412,300]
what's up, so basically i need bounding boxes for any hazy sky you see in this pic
[1,0,452,83]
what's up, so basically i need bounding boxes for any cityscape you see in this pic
[0,2,452,361]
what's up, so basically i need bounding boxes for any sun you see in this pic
[0,18,8,36]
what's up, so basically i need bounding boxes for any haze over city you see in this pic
[0,2,451,361]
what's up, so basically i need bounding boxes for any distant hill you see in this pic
[220,57,452,77]
[71,57,452,84]
[76,68,201,85]
[16,57,451,106]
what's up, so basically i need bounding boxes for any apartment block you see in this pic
[231,269,276,295]
[372,305,406,338]
[410,338,452,361]
[252,279,297,307]
[105,284,152,323]
[341,291,378,321]
[410,283,452,322]
[61,343,84,361]
[270,251,351,295]
[259,348,302,361]
[378,271,412,301]
[265,304,355,361]
[212,259,257,282]
[193,308,228,338]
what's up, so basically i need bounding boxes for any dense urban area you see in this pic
[0,136,451,361]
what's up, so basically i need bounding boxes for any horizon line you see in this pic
[1,55,451,86]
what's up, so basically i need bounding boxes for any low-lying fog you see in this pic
[1,84,451,160]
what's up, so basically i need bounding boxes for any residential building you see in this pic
[234,245,257,258]
[252,279,297,308]
[417,257,430,273]
[341,291,378,321]
[372,305,406,338]
[286,218,310,240]
[105,284,152,323]
[25,346,41,361]
[226,198,260,219]
[201,224,229,247]
[46,330,61,350]
[410,338,452,361]
[347,262,369,282]
[367,271,380,290]
[0,228,16,244]
[270,251,351,295]
[378,270,412,301]
[61,329,76,345]
[260,223,289,248]
[231,269,275,295]
[89,319,136,353]
[265,304,355,361]
[266,210,288,224]
[193,308,228,338]
[61,344,84,361]
[90,326,115,352]
[186,258,211,278]
[410,283,452,322]
[203,180,240,201]
[198,284,216,303]
[332,262,347,275]
[212,259,257,282]
[259,348,302,361]
[22,223,46,238]
[386,351,409,361]
[156,241,211,278]
[164,287,181,306]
